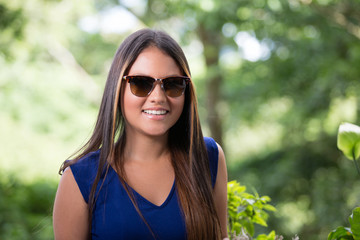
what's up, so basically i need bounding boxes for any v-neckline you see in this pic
[109,165,176,208]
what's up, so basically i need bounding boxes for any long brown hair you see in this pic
[60,28,222,239]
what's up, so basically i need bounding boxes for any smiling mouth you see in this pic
[143,110,168,115]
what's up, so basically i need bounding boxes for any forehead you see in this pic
[128,46,181,77]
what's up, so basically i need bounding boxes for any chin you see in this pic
[142,128,171,138]
[145,131,169,138]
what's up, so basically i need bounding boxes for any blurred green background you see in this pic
[1,0,360,239]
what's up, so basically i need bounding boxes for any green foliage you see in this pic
[327,124,360,240]
[337,123,360,161]
[328,227,353,240]
[337,122,360,176]
[255,231,279,240]
[0,173,56,240]
[0,2,26,60]
[349,208,360,240]
[328,208,360,240]
[227,180,276,238]
[0,0,103,180]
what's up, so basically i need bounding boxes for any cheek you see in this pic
[123,85,142,118]
[172,97,185,119]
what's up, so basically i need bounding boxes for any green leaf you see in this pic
[337,122,360,160]
[255,230,276,240]
[228,180,246,193]
[349,207,360,240]
[263,204,277,212]
[233,222,242,235]
[253,214,268,227]
[260,196,271,202]
[255,234,270,240]
[242,220,255,237]
[267,231,276,238]
[327,226,353,240]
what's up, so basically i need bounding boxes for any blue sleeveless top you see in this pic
[70,137,219,240]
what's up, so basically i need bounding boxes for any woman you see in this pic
[53,29,228,240]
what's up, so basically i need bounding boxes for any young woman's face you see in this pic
[122,46,185,138]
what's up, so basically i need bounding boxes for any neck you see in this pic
[123,131,170,163]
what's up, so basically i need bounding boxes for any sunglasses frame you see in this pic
[123,75,191,97]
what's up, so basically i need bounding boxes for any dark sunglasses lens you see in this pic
[129,76,154,97]
[163,77,187,97]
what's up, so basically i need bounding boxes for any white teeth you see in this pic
[143,110,167,115]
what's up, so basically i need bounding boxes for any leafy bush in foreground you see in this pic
[0,173,56,240]
[227,180,278,239]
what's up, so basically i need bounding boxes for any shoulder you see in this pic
[68,149,101,203]
[211,141,228,238]
[70,150,100,179]
[204,137,219,156]
[70,149,101,169]
[203,137,225,165]
[53,168,90,239]
[203,137,222,187]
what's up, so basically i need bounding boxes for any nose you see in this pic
[148,81,166,102]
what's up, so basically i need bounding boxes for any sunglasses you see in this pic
[123,75,190,97]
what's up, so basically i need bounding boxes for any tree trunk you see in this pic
[198,24,223,147]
